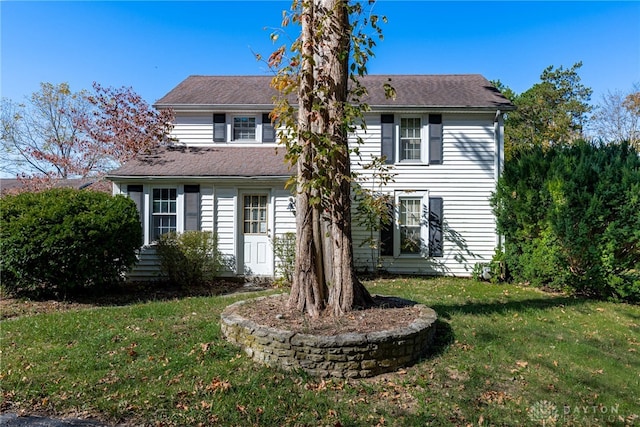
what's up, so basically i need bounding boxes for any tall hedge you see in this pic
[1,188,142,297]
[491,141,640,302]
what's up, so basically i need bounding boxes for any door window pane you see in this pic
[243,195,268,234]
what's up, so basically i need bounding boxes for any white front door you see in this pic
[242,194,273,276]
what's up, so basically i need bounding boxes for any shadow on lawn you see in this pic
[1,280,270,320]
[431,294,589,320]
[424,319,455,359]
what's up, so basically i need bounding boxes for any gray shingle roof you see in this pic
[155,74,515,110]
[107,146,291,178]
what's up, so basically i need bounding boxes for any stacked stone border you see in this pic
[220,294,438,378]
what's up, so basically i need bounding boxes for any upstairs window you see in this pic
[387,114,443,164]
[233,117,256,140]
[400,117,422,161]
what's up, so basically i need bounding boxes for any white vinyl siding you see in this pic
[215,188,237,274]
[351,112,500,276]
[170,112,277,145]
[113,109,502,279]
[171,113,214,145]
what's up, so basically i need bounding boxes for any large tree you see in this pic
[494,62,593,158]
[269,0,386,317]
[1,82,174,183]
[1,82,94,179]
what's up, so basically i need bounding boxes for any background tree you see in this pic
[495,62,593,158]
[590,84,640,148]
[269,0,387,317]
[1,82,94,179]
[1,82,174,185]
[79,83,175,165]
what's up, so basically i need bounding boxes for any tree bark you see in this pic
[288,0,327,317]
[288,0,374,318]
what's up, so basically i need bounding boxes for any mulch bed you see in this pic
[236,294,423,336]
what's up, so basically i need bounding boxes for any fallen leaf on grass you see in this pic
[206,377,232,393]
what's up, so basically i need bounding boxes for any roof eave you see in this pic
[156,103,515,112]
[106,175,292,181]
[154,103,276,111]
[368,104,516,112]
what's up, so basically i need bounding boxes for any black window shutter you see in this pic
[429,114,443,165]
[428,197,443,257]
[380,201,394,256]
[127,185,144,239]
[213,114,226,142]
[381,114,395,164]
[262,113,276,142]
[184,185,200,231]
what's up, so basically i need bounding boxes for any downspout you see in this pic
[494,110,504,249]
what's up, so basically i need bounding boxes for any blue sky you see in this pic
[1,1,639,106]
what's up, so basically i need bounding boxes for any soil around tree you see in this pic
[235,293,424,336]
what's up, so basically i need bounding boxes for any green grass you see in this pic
[1,278,638,426]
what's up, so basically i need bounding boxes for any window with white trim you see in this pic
[380,191,444,258]
[233,116,256,140]
[152,188,177,240]
[125,185,201,245]
[382,114,443,164]
[399,197,422,254]
[400,117,422,161]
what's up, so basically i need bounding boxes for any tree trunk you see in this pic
[288,0,373,318]
[288,0,327,317]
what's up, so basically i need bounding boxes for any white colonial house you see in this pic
[107,75,514,280]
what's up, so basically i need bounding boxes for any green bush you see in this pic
[491,141,640,302]
[156,231,222,288]
[0,188,142,297]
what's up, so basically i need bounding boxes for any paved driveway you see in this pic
[0,414,109,427]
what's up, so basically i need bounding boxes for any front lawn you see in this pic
[1,278,638,426]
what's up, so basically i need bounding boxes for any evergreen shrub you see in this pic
[0,188,142,297]
[491,141,640,302]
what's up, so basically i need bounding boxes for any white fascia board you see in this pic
[153,104,276,112]
[105,175,291,181]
